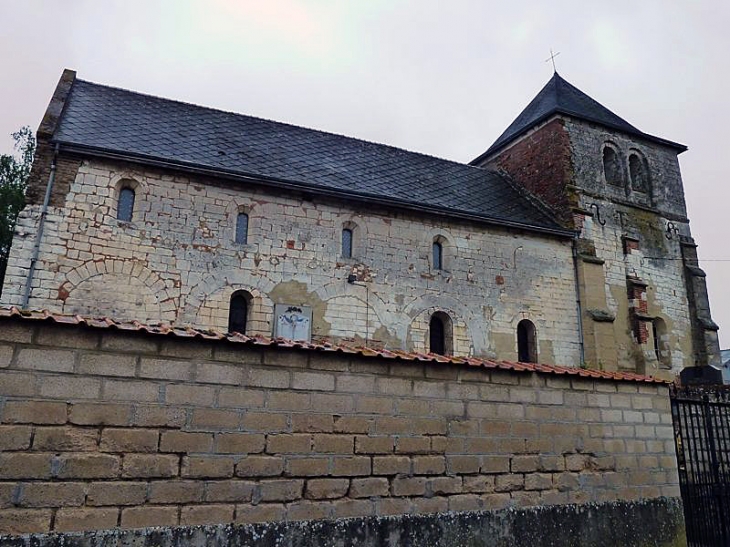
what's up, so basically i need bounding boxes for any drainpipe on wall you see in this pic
[22,143,59,309]
[571,236,586,366]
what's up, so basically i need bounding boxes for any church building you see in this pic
[1,69,720,379]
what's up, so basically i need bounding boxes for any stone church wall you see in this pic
[2,158,581,365]
[564,118,702,374]
[0,318,680,537]
[481,114,710,376]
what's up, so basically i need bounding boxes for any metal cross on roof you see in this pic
[545,49,561,72]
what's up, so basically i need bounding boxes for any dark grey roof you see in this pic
[473,73,686,162]
[52,78,566,234]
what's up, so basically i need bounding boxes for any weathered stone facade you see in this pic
[0,70,721,379]
[0,318,680,537]
[2,158,581,365]
[480,114,720,376]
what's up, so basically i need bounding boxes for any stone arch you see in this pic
[404,295,476,357]
[333,213,370,261]
[628,149,651,195]
[181,270,276,334]
[60,259,176,323]
[109,171,149,223]
[429,311,453,355]
[602,142,625,188]
[225,198,257,247]
[517,319,538,363]
[315,278,392,345]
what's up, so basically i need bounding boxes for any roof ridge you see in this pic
[73,78,487,174]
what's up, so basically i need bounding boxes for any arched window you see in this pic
[517,319,537,363]
[652,318,670,368]
[629,153,649,193]
[602,146,623,187]
[117,187,135,222]
[342,228,353,258]
[228,291,250,334]
[433,241,443,270]
[429,312,453,356]
[235,212,249,244]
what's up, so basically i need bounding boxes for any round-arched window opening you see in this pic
[603,146,624,187]
[342,228,353,258]
[429,311,453,356]
[228,291,252,335]
[629,153,650,193]
[517,319,537,363]
[235,212,249,244]
[117,187,135,222]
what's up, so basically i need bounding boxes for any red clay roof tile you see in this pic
[0,307,669,384]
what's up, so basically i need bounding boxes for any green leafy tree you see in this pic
[0,126,35,297]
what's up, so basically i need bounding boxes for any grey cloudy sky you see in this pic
[1,0,728,347]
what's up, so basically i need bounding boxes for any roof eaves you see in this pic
[472,110,687,165]
[56,141,575,239]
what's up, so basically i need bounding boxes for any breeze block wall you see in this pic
[0,316,683,544]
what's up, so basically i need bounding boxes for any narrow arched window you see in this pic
[629,153,649,193]
[117,187,135,222]
[603,146,623,187]
[428,311,453,356]
[342,228,353,258]
[429,315,445,355]
[652,318,670,367]
[517,319,537,363]
[433,241,443,270]
[228,292,249,334]
[235,212,249,244]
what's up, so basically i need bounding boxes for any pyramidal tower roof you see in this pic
[474,72,686,162]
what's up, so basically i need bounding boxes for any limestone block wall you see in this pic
[564,119,697,375]
[0,318,679,535]
[2,158,581,364]
[575,195,692,375]
[482,114,709,375]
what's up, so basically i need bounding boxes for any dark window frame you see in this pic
[342,227,353,258]
[117,187,135,222]
[517,319,538,363]
[235,212,249,245]
[428,311,453,356]
[228,291,250,334]
[433,241,443,271]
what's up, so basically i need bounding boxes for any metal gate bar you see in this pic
[671,385,730,546]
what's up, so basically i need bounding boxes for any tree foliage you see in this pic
[0,126,35,296]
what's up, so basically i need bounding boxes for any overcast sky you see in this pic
[1,0,728,348]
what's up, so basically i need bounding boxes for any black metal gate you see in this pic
[671,385,730,546]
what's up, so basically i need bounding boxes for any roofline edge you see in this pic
[56,142,576,239]
[37,68,77,139]
[470,111,688,166]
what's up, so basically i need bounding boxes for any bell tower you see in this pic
[471,73,721,378]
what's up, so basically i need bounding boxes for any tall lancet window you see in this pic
[228,291,249,334]
[117,187,135,222]
[517,319,537,363]
[235,212,249,244]
[342,228,353,258]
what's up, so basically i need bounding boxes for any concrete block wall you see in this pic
[1,157,581,364]
[0,319,679,535]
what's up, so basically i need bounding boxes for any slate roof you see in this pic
[473,72,687,162]
[51,78,567,235]
[0,307,669,384]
